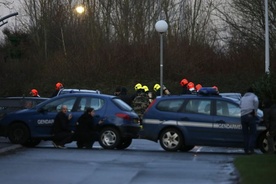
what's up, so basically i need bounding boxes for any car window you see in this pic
[112,98,132,111]
[43,97,77,112]
[78,97,104,111]
[216,100,240,117]
[183,99,211,115]
[156,99,185,112]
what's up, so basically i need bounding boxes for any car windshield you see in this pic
[112,98,133,111]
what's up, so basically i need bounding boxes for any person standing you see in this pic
[263,98,276,154]
[131,83,143,101]
[240,87,259,154]
[51,105,74,148]
[118,86,132,106]
[142,85,154,103]
[153,84,170,97]
[132,87,150,125]
[180,78,189,94]
[29,89,40,97]
[51,82,64,97]
[75,107,103,149]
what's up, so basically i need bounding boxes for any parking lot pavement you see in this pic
[0,137,22,154]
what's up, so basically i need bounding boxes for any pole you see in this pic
[265,0,270,73]
[160,33,163,96]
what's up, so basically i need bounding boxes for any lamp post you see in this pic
[265,0,270,73]
[155,20,168,96]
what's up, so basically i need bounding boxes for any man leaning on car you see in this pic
[240,87,259,155]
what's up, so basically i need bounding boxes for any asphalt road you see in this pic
[0,138,253,184]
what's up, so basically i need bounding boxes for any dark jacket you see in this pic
[263,104,276,135]
[181,85,190,94]
[76,113,97,133]
[52,111,71,134]
[75,112,99,142]
[51,90,60,97]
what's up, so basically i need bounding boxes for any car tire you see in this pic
[99,127,121,149]
[116,138,132,150]
[159,128,183,152]
[258,132,269,153]
[8,123,30,144]
[21,139,41,147]
[179,145,195,152]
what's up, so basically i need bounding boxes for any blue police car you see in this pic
[0,93,140,149]
[140,88,268,153]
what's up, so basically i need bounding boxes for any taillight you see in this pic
[116,113,131,121]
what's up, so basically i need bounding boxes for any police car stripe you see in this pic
[143,119,266,130]
[143,119,212,128]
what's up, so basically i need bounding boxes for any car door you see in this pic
[213,99,243,147]
[29,96,78,137]
[178,98,218,145]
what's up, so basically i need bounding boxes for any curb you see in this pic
[0,144,22,154]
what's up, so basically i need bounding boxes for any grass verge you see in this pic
[234,154,276,184]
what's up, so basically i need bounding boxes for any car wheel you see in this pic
[159,128,183,152]
[258,132,270,153]
[8,123,30,144]
[116,138,132,150]
[21,139,41,147]
[99,127,121,149]
[179,145,195,152]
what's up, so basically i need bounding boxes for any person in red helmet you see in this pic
[51,82,64,97]
[187,82,196,94]
[195,84,202,92]
[212,86,218,92]
[29,89,40,97]
[180,78,189,94]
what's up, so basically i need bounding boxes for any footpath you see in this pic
[0,137,22,154]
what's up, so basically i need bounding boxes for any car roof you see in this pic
[154,94,239,105]
[35,92,117,109]
[3,97,49,100]
[57,88,101,95]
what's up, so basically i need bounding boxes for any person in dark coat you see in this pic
[52,105,74,148]
[263,98,276,154]
[51,82,63,97]
[118,87,132,106]
[75,107,103,149]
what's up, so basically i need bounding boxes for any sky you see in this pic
[0,0,21,42]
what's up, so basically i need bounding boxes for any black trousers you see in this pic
[53,132,74,146]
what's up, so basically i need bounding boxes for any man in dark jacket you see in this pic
[118,87,132,106]
[52,105,74,148]
[51,82,63,97]
[263,99,276,154]
[75,107,103,149]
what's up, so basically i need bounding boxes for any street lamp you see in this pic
[155,20,168,96]
[75,5,85,14]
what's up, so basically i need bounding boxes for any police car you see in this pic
[140,87,268,153]
[0,93,140,149]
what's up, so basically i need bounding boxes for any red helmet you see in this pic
[213,86,218,91]
[180,78,188,86]
[55,82,63,90]
[30,89,38,96]
[187,82,194,89]
[195,84,202,91]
